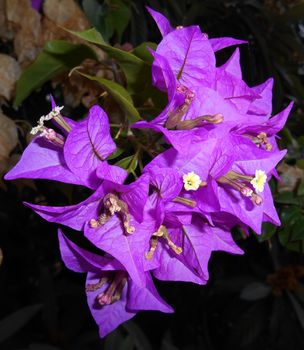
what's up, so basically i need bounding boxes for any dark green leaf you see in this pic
[240,282,271,301]
[106,147,125,160]
[123,320,153,350]
[0,304,41,343]
[104,328,125,350]
[287,291,304,330]
[279,207,304,252]
[258,222,277,242]
[109,0,131,42]
[115,155,138,173]
[132,42,157,63]
[298,178,304,196]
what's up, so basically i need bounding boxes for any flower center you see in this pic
[217,169,266,205]
[145,225,182,260]
[86,271,127,306]
[165,85,195,129]
[89,193,135,234]
[30,124,65,147]
[243,132,272,151]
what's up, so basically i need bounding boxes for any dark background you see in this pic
[1,0,304,349]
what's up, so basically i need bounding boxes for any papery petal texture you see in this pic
[64,105,116,189]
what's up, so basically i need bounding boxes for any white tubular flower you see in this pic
[183,171,201,191]
[250,170,267,193]
[44,106,64,121]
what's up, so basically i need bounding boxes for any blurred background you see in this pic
[1,0,304,349]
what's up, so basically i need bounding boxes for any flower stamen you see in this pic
[89,194,135,234]
[145,225,182,260]
[173,196,197,207]
[217,169,265,205]
[243,132,273,151]
[31,106,71,135]
[165,85,195,129]
[31,125,65,147]
[86,277,108,292]
[92,271,127,306]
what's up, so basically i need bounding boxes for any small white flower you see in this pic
[250,170,267,193]
[44,106,64,121]
[183,171,201,191]
[30,124,44,135]
[30,106,64,135]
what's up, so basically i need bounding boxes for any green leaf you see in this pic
[132,42,157,63]
[279,206,304,253]
[0,304,41,343]
[65,28,150,94]
[258,222,277,242]
[287,291,304,331]
[297,160,304,170]
[14,40,97,107]
[122,320,153,350]
[115,155,138,173]
[240,282,271,301]
[79,72,141,123]
[82,0,113,41]
[82,0,103,27]
[298,178,304,196]
[83,0,130,42]
[109,0,131,42]
[275,192,303,205]
[106,147,124,160]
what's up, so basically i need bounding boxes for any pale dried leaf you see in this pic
[5,0,41,66]
[277,163,304,193]
[0,111,18,189]
[40,0,94,56]
[43,0,89,32]
[0,109,18,160]
[0,0,14,40]
[0,54,21,100]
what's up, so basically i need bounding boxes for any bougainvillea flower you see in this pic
[63,105,119,188]
[146,6,173,37]
[4,3,292,338]
[132,51,199,152]
[25,174,149,230]
[132,52,241,152]
[25,175,151,286]
[234,102,294,151]
[58,229,173,337]
[5,101,126,189]
[154,25,216,90]
[215,48,261,115]
[147,215,243,284]
[147,6,246,52]
[146,134,286,234]
[139,166,242,283]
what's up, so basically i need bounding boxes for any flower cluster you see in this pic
[5,7,292,337]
